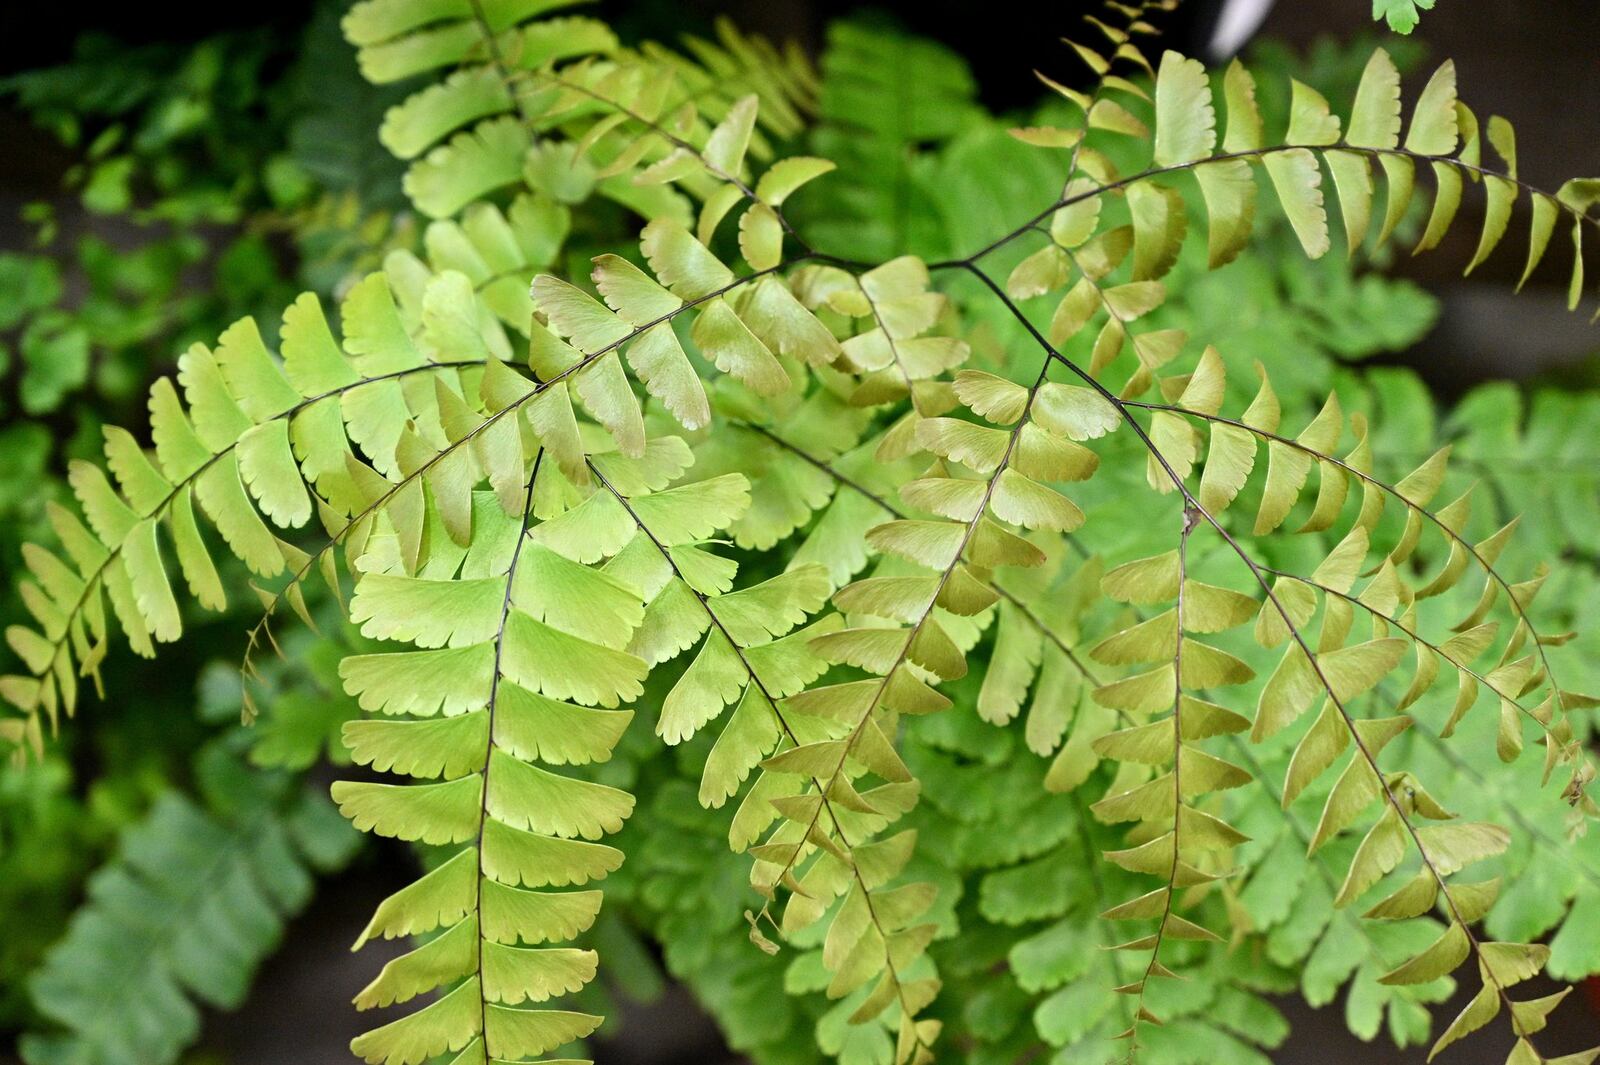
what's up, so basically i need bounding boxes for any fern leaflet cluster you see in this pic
[5,1,1600,1063]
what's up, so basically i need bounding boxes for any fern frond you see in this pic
[344,0,617,217]
[1084,513,1260,1052]
[899,30,1600,1057]
[588,457,947,1044]
[20,781,356,1065]
[739,418,1103,751]
[13,5,1600,1062]
[1228,736,1450,1050]
[335,449,653,1065]
[345,0,816,226]
[1,269,503,729]
[973,265,1594,1055]
[804,20,983,260]
[723,255,1092,1059]
[1121,397,1587,734]
[973,47,1600,318]
[521,66,835,274]
[955,284,1592,1065]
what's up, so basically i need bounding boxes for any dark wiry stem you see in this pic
[1124,400,1566,702]
[734,420,1102,683]
[1124,505,1195,1058]
[932,145,1600,270]
[471,449,543,1041]
[1259,565,1571,752]
[960,258,1561,1061]
[588,459,932,1051]
[758,347,1054,927]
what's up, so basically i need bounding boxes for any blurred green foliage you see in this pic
[0,2,407,556]
[0,0,390,1040]
[17,740,359,1065]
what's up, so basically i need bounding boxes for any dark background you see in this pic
[1,2,1596,1063]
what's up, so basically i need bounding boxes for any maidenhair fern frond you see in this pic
[6,1,1600,1063]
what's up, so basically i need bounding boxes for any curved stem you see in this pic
[1123,399,1564,699]
[42,358,486,699]
[960,257,1558,1060]
[735,420,1103,684]
[934,144,1600,270]
[1124,508,1194,1057]
[760,348,1054,912]
[587,459,932,1049]
[1227,737,1422,973]
[1258,564,1566,748]
[471,449,543,1040]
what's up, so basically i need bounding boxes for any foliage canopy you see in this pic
[4,2,1600,1064]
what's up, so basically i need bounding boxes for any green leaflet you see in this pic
[1263,148,1332,260]
[1152,50,1215,168]
[1405,61,1460,157]
[1194,159,1258,269]
[1372,0,1439,34]
[1346,50,1402,150]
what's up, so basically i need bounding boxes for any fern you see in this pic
[18,748,357,1065]
[6,1,1600,1063]
[1375,0,1440,35]
[1448,383,1600,563]
[345,0,813,224]
[802,19,983,261]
